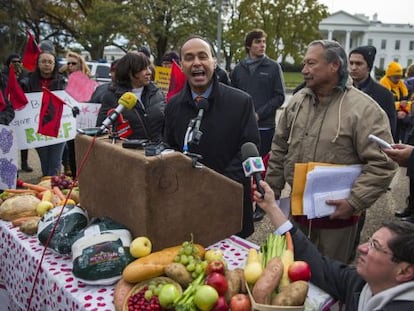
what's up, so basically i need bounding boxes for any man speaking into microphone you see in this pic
[164,35,260,238]
[96,53,165,142]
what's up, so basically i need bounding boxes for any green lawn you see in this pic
[283,72,303,89]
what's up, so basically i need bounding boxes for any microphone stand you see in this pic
[183,115,203,168]
[109,120,120,144]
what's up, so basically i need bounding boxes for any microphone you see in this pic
[98,92,137,134]
[241,142,265,197]
[190,97,209,145]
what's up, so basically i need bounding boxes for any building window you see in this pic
[367,39,373,46]
[410,41,414,51]
[381,39,386,49]
[395,40,400,50]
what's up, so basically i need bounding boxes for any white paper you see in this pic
[303,165,362,219]
[313,189,351,218]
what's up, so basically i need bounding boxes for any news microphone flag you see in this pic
[5,65,28,110]
[38,88,64,138]
[166,60,186,103]
[242,157,265,177]
[22,31,41,72]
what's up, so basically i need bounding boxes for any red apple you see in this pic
[229,294,251,311]
[288,260,311,282]
[205,272,228,296]
[206,259,226,275]
[212,296,228,311]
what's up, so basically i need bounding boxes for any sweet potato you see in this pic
[252,257,284,304]
[271,280,309,306]
[164,262,193,288]
[113,278,134,311]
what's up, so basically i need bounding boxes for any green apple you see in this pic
[158,284,181,308]
[130,236,152,258]
[204,248,224,262]
[194,285,219,311]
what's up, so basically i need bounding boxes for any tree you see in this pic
[224,0,328,66]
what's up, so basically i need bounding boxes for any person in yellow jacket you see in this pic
[379,61,411,143]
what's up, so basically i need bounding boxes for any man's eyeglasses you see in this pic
[67,62,78,66]
[367,237,391,255]
[11,60,22,64]
[39,60,55,65]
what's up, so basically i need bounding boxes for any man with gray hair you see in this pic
[265,40,398,263]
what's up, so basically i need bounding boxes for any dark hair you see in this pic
[245,29,267,54]
[382,221,414,264]
[179,35,216,59]
[115,53,150,88]
[35,51,59,76]
[5,53,20,66]
[308,40,349,86]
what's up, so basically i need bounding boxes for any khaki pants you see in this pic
[296,222,358,264]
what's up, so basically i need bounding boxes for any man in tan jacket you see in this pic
[265,40,397,263]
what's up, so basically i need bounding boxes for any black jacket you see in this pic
[96,82,165,142]
[164,77,260,183]
[0,74,14,125]
[230,56,285,128]
[293,227,414,310]
[357,75,397,142]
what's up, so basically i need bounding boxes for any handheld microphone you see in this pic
[241,142,265,197]
[98,92,137,134]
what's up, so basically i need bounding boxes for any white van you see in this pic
[86,62,111,83]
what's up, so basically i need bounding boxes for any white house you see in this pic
[319,10,414,70]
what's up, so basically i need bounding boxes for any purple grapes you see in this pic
[0,128,13,154]
[0,158,17,188]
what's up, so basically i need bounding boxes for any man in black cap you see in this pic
[348,46,399,256]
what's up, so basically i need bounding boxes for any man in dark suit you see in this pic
[164,35,260,238]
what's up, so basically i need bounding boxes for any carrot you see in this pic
[52,186,66,201]
[285,231,294,252]
[4,189,37,195]
[16,179,49,193]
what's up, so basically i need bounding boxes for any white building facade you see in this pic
[319,11,414,70]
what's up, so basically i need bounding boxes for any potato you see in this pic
[225,269,242,302]
[164,262,193,288]
[19,217,40,235]
[271,280,309,306]
[235,268,247,294]
[252,257,284,304]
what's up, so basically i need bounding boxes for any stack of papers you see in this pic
[303,165,362,219]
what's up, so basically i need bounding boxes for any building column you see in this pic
[345,31,351,54]
[328,30,333,40]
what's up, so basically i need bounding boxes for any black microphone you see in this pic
[190,97,209,145]
[241,142,266,197]
[98,92,137,134]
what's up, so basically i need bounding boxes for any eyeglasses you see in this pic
[11,60,22,64]
[67,62,78,66]
[367,236,391,255]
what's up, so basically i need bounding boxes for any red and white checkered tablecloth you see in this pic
[0,219,257,311]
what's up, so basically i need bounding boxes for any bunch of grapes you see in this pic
[0,158,18,188]
[174,240,207,280]
[0,128,13,154]
[127,285,165,311]
[50,174,76,190]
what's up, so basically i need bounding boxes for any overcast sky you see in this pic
[318,0,413,24]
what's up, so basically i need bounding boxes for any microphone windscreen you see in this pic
[118,92,138,109]
[197,97,209,110]
[241,142,260,161]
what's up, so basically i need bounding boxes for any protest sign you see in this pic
[0,125,18,190]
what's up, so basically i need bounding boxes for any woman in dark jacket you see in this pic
[96,53,165,142]
[20,50,66,177]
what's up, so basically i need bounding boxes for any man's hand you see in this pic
[326,199,355,219]
[383,144,414,167]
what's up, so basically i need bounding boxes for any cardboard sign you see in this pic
[0,125,18,190]
[154,66,171,93]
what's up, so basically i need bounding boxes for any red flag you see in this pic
[0,90,6,112]
[5,65,28,110]
[38,88,64,137]
[166,60,186,103]
[22,31,41,72]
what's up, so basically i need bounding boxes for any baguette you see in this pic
[122,244,205,283]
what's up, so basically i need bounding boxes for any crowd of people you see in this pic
[2,30,414,307]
